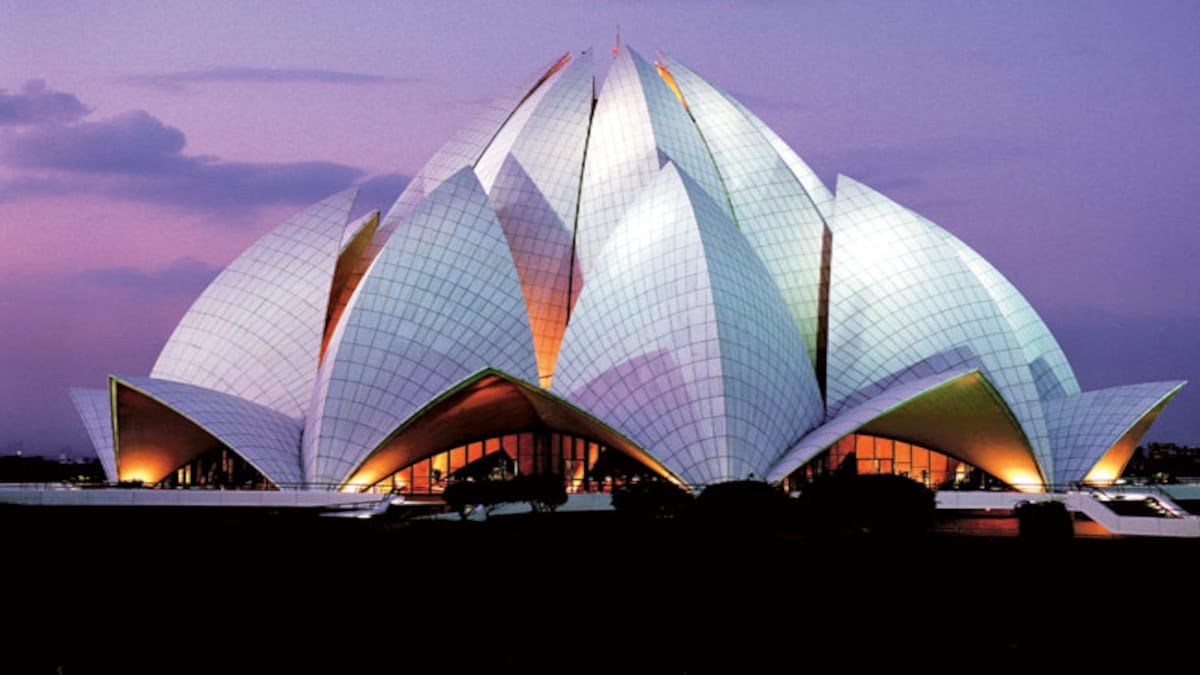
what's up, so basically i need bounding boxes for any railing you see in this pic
[1066,492,1200,537]
[1082,476,1200,487]
[1076,483,1191,519]
[0,476,648,495]
[10,476,1200,498]
[0,481,84,491]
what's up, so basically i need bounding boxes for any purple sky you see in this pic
[1,1,1197,458]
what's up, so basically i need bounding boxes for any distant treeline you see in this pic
[0,455,105,484]
[1123,443,1200,481]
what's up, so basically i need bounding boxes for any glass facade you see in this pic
[159,447,275,490]
[785,433,1005,492]
[363,430,656,495]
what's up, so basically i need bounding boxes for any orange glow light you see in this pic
[654,62,688,110]
[1000,471,1045,493]
[322,212,380,365]
[1082,401,1173,487]
[118,463,158,485]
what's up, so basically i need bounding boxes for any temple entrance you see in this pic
[360,429,663,495]
[339,369,685,493]
[784,433,1008,492]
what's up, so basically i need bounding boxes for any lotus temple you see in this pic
[38,46,1191,531]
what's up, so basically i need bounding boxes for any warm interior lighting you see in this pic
[523,279,575,389]
[513,52,572,111]
[790,432,1039,494]
[1083,401,1171,486]
[1000,470,1046,494]
[321,212,380,364]
[114,381,220,485]
[503,204,581,389]
[364,430,663,496]
[340,370,684,491]
[855,372,1047,492]
[112,379,273,488]
[533,329,563,389]
[654,61,689,110]
[781,371,1048,492]
[814,434,990,488]
[118,464,158,485]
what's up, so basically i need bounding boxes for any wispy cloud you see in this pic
[0,175,82,199]
[76,257,221,295]
[0,80,91,126]
[3,110,187,174]
[0,108,363,213]
[123,67,415,91]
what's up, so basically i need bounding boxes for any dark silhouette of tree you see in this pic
[611,479,692,518]
[0,455,104,484]
[690,479,791,531]
[1015,500,1073,541]
[1123,443,1200,483]
[795,473,935,537]
[442,474,566,519]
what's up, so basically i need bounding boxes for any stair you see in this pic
[1068,492,1200,537]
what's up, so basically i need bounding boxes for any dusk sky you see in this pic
[1,1,1197,458]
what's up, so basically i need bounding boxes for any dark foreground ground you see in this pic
[3,506,1199,673]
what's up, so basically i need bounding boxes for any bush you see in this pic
[508,474,568,513]
[611,480,693,518]
[1015,500,1073,541]
[442,474,567,519]
[442,480,487,519]
[795,474,935,537]
[691,480,791,527]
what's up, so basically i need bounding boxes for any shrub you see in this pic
[795,473,935,537]
[442,480,487,519]
[508,473,567,513]
[442,474,567,519]
[1015,500,1073,541]
[691,480,790,528]
[611,480,693,518]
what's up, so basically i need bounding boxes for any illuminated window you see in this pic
[784,434,1006,491]
[366,430,663,495]
[159,447,274,490]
